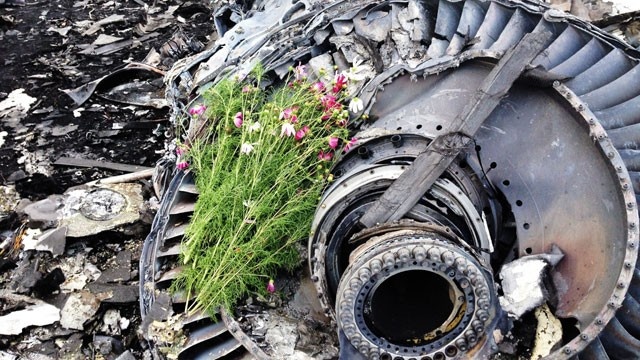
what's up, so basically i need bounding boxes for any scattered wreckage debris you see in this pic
[0,182,149,357]
[140,0,640,359]
[62,63,168,108]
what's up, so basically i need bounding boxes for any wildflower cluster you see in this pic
[173,65,359,314]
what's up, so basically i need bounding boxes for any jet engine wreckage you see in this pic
[140,0,640,359]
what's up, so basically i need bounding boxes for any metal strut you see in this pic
[359,30,553,228]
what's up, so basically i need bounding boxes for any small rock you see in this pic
[60,291,101,330]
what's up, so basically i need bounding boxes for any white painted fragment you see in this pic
[0,89,36,123]
[0,302,60,335]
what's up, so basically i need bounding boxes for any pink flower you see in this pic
[177,161,189,170]
[279,107,296,120]
[188,104,207,116]
[318,150,334,161]
[343,137,358,153]
[267,279,275,293]
[320,94,337,110]
[295,125,310,141]
[294,64,307,81]
[234,112,243,128]
[281,123,296,137]
[311,81,325,93]
[242,85,254,93]
[290,115,298,124]
[332,73,348,93]
[328,137,339,150]
[175,146,186,156]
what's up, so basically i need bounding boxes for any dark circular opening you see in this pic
[365,270,455,345]
[436,125,443,131]
[445,346,457,357]
[516,200,523,207]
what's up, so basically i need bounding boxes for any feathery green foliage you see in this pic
[173,66,353,314]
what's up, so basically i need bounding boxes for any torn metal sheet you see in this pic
[21,226,67,257]
[79,32,160,56]
[50,124,79,137]
[0,290,60,336]
[81,13,126,36]
[62,64,167,108]
[136,5,178,34]
[46,26,71,37]
[53,157,153,173]
[159,30,204,60]
[92,34,124,46]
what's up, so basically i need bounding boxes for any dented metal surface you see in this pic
[140,0,640,359]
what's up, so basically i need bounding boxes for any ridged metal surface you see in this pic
[140,171,263,360]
